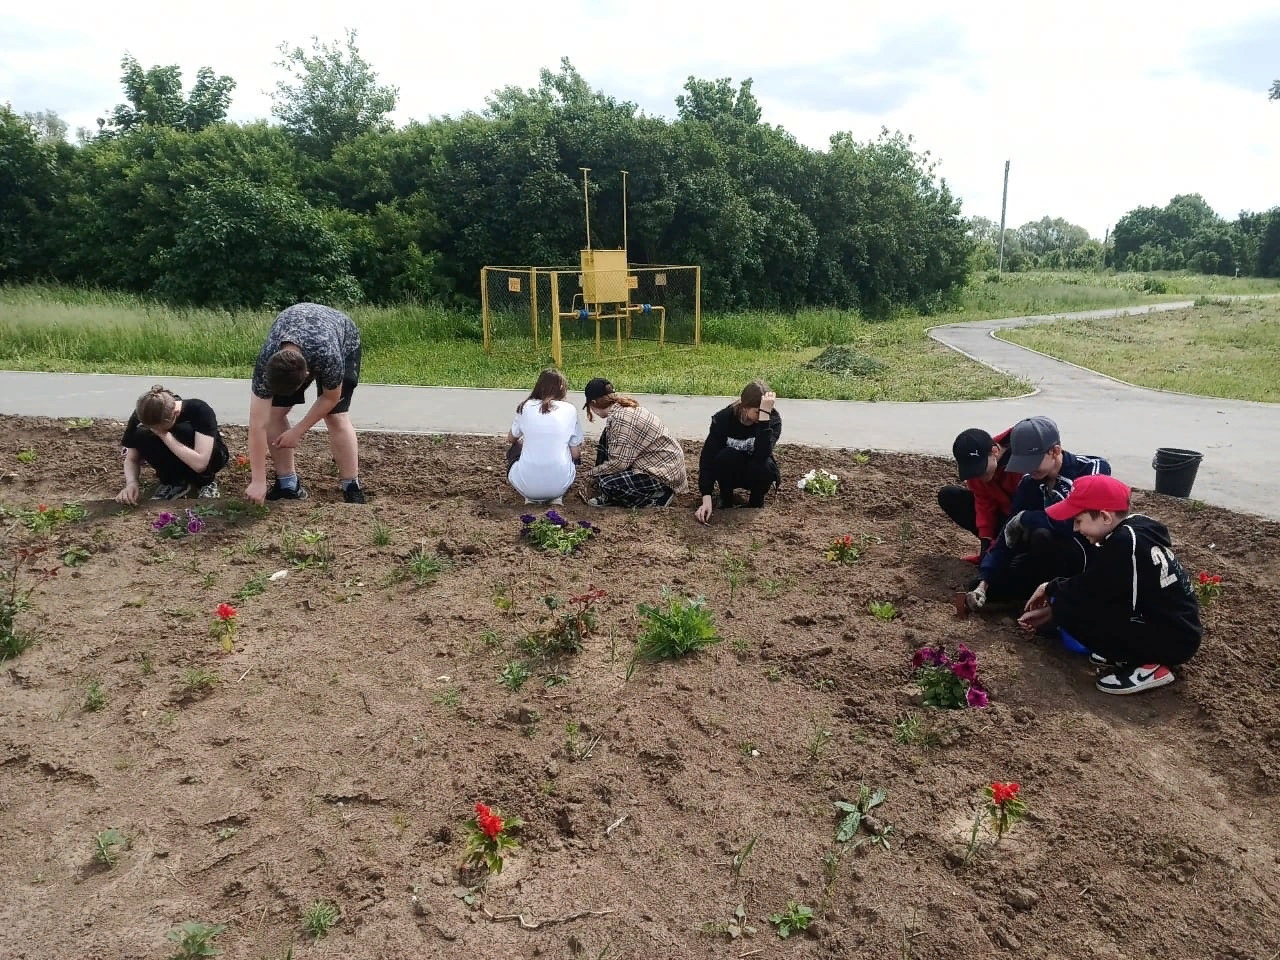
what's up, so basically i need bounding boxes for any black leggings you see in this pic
[707,448,776,507]
[987,530,1089,607]
[134,426,227,487]
[937,484,979,536]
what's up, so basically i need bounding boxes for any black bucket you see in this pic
[1152,447,1203,498]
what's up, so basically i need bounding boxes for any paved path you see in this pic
[2,299,1276,518]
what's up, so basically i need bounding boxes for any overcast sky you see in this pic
[3,0,1277,239]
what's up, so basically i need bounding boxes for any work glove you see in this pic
[1002,511,1029,548]
[965,582,988,611]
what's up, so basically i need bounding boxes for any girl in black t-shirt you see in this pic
[117,386,230,503]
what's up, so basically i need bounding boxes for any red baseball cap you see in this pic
[1045,474,1132,521]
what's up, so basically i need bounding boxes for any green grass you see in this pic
[1002,297,1280,402]
[1,273,1277,401]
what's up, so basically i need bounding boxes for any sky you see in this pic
[3,0,1278,239]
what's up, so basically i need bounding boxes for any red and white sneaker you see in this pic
[1096,663,1175,695]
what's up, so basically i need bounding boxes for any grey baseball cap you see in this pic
[1006,416,1061,473]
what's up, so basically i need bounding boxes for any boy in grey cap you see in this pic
[968,416,1111,609]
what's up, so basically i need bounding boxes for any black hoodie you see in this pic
[1047,515,1202,642]
[697,404,782,496]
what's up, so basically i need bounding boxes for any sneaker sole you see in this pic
[1096,672,1176,695]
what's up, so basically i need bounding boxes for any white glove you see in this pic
[966,582,988,611]
[1002,511,1029,548]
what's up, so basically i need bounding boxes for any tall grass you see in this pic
[1,272,1276,401]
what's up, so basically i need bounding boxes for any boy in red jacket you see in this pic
[1018,475,1202,695]
[938,427,1023,565]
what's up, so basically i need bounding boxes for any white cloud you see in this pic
[3,0,1277,237]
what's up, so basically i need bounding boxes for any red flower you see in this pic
[990,781,1020,806]
[474,803,504,839]
[215,603,237,621]
[37,504,48,512]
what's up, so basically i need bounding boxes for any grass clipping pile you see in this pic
[3,416,1280,959]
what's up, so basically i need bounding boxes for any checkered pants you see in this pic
[595,470,671,507]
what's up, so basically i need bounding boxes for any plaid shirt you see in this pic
[587,406,688,493]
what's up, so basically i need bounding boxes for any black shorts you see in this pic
[272,347,360,414]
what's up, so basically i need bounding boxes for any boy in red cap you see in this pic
[1018,475,1202,695]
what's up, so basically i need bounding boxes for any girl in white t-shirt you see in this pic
[506,369,584,504]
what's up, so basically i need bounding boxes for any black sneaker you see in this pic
[266,479,309,501]
[653,490,675,507]
[150,483,192,500]
[343,482,367,504]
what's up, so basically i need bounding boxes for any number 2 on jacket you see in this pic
[1150,546,1177,588]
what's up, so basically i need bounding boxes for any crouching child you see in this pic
[1018,475,1202,696]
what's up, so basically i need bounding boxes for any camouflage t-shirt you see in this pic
[251,303,362,399]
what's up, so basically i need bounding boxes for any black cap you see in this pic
[952,428,994,480]
[583,377,614,408]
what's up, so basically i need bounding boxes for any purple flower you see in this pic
[950,658,979,683]
[966,685,990,708]
[954,643,976,664]
[151,512,176,531]
[186,516,204,534]
[578,519,594,529]
[520,514,536,524]
[911,645,946,670]
[545,510,567,527]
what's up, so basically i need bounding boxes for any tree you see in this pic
[0,105,59,279]
[1112,194,1220,271]
[271,29,398,155]
[23,109,68,144]
[97,54,234,136]
[1270,79,1279,101]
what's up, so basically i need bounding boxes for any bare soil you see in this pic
[2,415,1279,960]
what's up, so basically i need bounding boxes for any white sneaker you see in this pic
[1096,663,1175,695]
[586,497,606,507]
[197,481,220,499]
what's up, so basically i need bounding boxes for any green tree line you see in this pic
[0,36,970,314]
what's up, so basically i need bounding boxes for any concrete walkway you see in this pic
[2,300,1276,518]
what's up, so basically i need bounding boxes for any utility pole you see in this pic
[997,160,1010,274]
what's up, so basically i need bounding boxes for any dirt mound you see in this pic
[2,415,1278,959]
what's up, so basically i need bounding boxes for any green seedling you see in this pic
[94,827,128,866]
[301,900,339,938]
[869,600,898,622]
[370,519,392,546]
[498,661,530,691]
[768,901,813,939]
[165,921,227,959]
[16,450,36,464]
[84,680,107,712]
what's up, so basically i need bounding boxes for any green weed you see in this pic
[301,900,339,938]
[165,921,227,959]
[94,827,128,866]
[630,589,721,666]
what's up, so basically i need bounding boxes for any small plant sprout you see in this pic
[16,449,36,464]
[20,502,87,534]
[835,784,893,849]
[869,600,898,621]
[463,802,522,874]
[912,643,988,709]
[986,781,1028,843]
[181,668,221,696]
[164,921,227,960]
[893,713,941,749]
[369,519,392,546]
[730,834,759,877]
[630,589,721,665]
[520,510,599,554]
[721,551,748,601]
[94,827,127,866]
[61,545,91,567]
[703,903,757,940]
[84,680,107,712]
[301,900,340,938]
[498,660,530,691]
[210,603,238,653]
[405,546,448,585]
[807,722,833,760]
[1195,571,1223,606]
[796,468,839,496]
[65,417,95,430]
[233,573,267,602]
[768,901,814,939]
[520,587,606,661]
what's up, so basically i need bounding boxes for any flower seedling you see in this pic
[164,921,227,960]
[520,510,599,555]
[211,604,238,653]
[912,643,988,708]
[232,454,250,472]
[20,502,86,534]
[834,784,894,849]
[94,827,128,867]
[796,468,839,496]
[462,802,521,875]
[985,781,1028,842]
[767,901,813,939]
[869,600,898,621]
[520,587,606,661]
[61,546,91,567]
[16,449,36,464]
[630,589,721,670]
[301,900,339,938]
[181,668,220,697]
[2,545,59,661]
[826,534,863,564]
[1195,571,1223,606]
[152,509,204,539]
